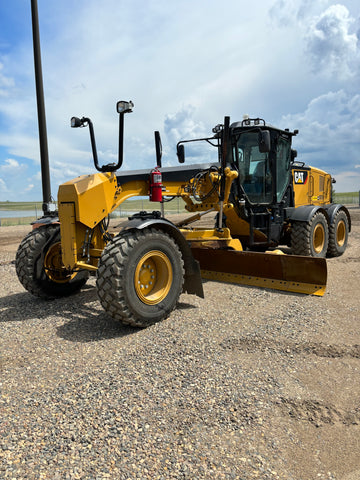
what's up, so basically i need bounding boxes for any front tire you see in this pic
[291,212,329,257]
[15,225,89,298]
[96,228,184,328]
[327,210,349,257]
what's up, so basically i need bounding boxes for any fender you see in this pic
[119,212,204,298]
[287,205,329,224]
[32,214,60,230]
[322,204,351,232]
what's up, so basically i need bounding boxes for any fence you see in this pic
[333,193,360,205]
[0,198,187,226]
[0,194,359,227]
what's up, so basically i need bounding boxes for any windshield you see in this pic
[234,132,272,204]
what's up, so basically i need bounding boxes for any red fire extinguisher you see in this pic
[149,167,163,202]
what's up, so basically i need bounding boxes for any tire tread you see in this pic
[96,228,184,327]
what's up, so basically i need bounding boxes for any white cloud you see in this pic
[0,177,8,193]
[0,158,32,200]
[269,2,360,80]
[3,158,19,168]
[161,105,216,164]
[24,183,34,193]
[281,89,360,190]
[0,62,15,97]
[305,4,359,78]
[269,0,328,26]
[164,106,207,144]
[331,170,360,192]
[0,158,21,174]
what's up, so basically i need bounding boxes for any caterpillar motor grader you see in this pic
[16,0,350,327]
[15,98,350,327]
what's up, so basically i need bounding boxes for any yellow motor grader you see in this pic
[17,2,350,327]
[15,99,350,327]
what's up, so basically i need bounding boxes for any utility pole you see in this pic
[31,0,52,215]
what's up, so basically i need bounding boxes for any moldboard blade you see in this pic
[191,248,327,296]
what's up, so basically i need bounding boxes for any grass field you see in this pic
[333,192,359,204]
[0,201,43,211]
[0,193,358,226]
[0,198,186,212]
[0,198,187,226]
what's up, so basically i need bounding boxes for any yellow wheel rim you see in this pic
[134,250,173,305]
[44,242,76,283]
[336,220,346,247]
[313,223,325,254]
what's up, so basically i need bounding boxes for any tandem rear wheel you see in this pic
[327,209,349,257]
[291,212,329,257]
[96,228,185,328]
[291,209,349,258]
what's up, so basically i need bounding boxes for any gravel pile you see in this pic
[1,215,360,479]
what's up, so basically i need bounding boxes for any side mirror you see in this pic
[71,117,83,128]
[291,149,298,161]
[154,131,162,168]
[259,130,270,153]
[177,144,185,163]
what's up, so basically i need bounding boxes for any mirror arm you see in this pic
[72,102,132,173]
[84,118,103,172]
[89,112,125,173]
[117,112,125,170]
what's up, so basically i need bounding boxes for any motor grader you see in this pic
[17,1,350,327]
[15,99,350,327]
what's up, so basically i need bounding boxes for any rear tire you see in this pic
[291,212,329,257]
[15,225,89,298]
[96,228,184,328]
[327,210,349,257]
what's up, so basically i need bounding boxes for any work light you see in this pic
[116,100,134,114]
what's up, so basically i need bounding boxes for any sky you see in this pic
[0,0,359,202]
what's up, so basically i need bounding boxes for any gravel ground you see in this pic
[1,209,360,479]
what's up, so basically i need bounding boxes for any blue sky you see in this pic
[0,0,359,201]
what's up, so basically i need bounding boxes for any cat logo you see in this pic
[294,170,308,185]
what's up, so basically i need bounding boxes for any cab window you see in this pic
[235,132,272,204]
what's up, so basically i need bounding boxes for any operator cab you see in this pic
[230,118,296,207]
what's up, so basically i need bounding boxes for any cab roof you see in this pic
[230,118,298,137]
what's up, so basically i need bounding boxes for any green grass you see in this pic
[0,198,186,212]
[0,201,43,211]
[0,216,37,226]
[114,198,186,213]
[0,198,187,214]
[0,198,187,226]
[333,192,359,203]
[1,193,358,227]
